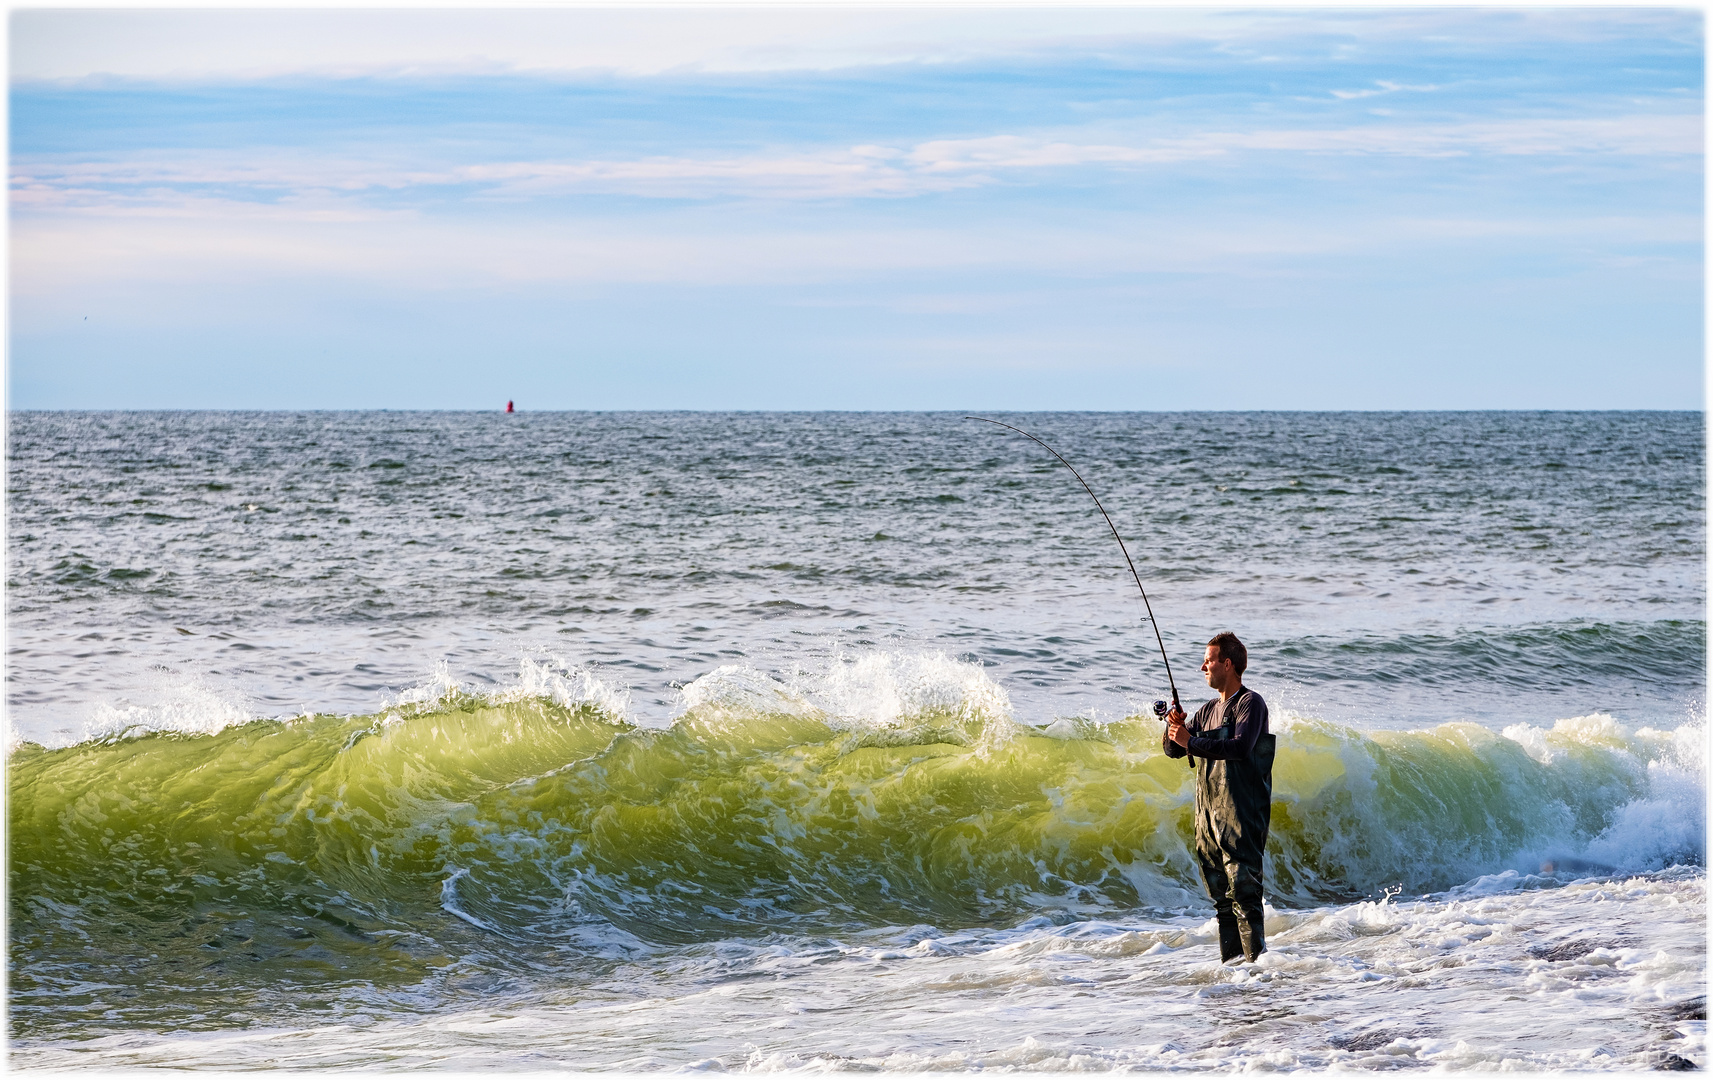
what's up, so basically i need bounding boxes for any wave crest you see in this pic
[10,659,1701,964]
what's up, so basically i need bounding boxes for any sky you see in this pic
[8,7,1705,410]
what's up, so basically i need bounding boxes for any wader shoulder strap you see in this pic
[1214,688,1246,739]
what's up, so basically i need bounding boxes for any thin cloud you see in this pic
[14,113,1700,212]
[14,199,1695,300]
[12,8,1695,82]
[1200,114,1702,159]
[1329,79,1442,100]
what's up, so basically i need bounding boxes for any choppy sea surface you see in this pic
[7,410,1706,1071]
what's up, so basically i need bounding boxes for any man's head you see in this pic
[1201,632,1247,694]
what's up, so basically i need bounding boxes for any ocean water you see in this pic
[6,410,1706,1071]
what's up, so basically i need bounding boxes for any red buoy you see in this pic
[506,400,514,413]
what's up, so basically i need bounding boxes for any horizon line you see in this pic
[8,406,1706,415]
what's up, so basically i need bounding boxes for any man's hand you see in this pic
[1165,701,1190,747]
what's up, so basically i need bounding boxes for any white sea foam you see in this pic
[388,659,465,710]
[677,663,819,719]
[389,655,633,721]
[1581,721,1707,872]
[438,868,502,933]
[69,673,258,748]
[1498,713,1708,874]
[800,649,1013,729]
[675,650,1021,752]
[496,655,633,719]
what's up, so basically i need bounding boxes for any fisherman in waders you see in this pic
[1163,632,1274,963]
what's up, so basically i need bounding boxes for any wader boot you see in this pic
[1230,858,1267,961]
[1240,914,1266,962]
[1215,911,1244,963]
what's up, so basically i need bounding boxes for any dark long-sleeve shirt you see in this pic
[1162,687,1268,761]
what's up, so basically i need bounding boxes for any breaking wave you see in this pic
[11,653,1702,976]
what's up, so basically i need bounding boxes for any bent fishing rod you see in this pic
[966,416,1185,725]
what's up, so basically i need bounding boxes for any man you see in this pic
[1163,632,1274,964]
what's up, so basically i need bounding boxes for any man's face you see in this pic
[1201,645,1235,689]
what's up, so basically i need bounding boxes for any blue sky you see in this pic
[9,8,1704,410]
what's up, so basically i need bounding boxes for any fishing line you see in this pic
[965,416,1181,711]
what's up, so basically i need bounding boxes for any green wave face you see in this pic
[10,697,625,1001]
[9,695,1699,1002]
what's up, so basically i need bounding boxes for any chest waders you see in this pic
[1194,689,1276,963]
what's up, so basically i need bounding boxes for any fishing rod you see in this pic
[965,417,1183,721]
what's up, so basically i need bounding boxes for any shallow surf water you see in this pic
[15,869,1706,1071]
[7,411,1706,1070]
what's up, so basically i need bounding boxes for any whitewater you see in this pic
[7,410,1706,1071]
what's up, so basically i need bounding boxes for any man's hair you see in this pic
[1207,632,1247,676]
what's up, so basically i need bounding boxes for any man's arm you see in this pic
[1184,693,1266,760]
[1162,723,1188,758]
[1163,701,1193,758]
